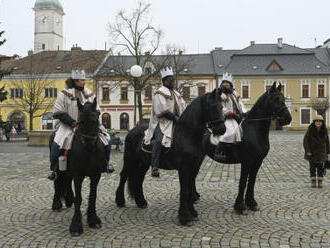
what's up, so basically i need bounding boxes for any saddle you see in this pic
[141,139,170,154]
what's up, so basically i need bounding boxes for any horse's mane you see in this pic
[179,93,206,124]
[247,91,268,117]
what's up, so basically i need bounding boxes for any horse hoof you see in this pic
[235,209,248,215]
[70,232,82,237]
[89,223,102,229]
[193,216,199,221]
[248,205,260,211]
[116,202,126,208]
[138,204,148,209]
[52,201,62,211]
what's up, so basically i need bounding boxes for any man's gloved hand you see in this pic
[232,114,242,124]
[225,112,234,119]
[71,121,78,128]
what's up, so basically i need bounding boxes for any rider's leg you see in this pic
[48,141,61,180]
[104,139,114,173]
[151,125,163,177]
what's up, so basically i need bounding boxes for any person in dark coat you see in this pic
[303,115,330,188]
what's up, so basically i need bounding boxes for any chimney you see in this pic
[145,51,150,56]
[214,47,223,50]
[277,38,283,48]
[179,50,183,55]
[27,50,33,56]
[250,41,255,46]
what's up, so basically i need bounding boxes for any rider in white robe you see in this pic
[144,67,186,177]
[48,70,113,181]
[212,72,248,160]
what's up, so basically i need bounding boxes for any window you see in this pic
[266,60,283,72]
[102,87,109,101]
[145,86,152,100]
[302,85,309,98]
[44,88,57,98]
[102,113,111,129]
[120,113,129,130]
[183,86,190,100]
[318,84,325,98]
[121,87,128,100]
[301,109,311,124]
[42,112,55,130]
[198,86,205,96]
[42,44,45,50]
[242,85,249,99]
[10,88,23,99]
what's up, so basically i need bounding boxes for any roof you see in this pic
[1,50,108,76]
[234,44,313,55]
[95,53,215,78]
[34,0,63,12]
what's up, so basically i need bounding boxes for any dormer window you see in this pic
[266,60,283,72]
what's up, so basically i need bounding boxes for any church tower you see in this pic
[33,0,64,53]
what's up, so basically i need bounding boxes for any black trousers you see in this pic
[309,162,324,178]
[151,125,163,169]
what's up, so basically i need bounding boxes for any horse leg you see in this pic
[87,174,102,229]
[115,164,129,208]
[134,163,148,209]
[52,172,64,211]
[178,168,193,226]
[234,162,249,215]
[245,161,262,211]
[69,175,84,236]
[192,179,200,203]
[64,173,74,208]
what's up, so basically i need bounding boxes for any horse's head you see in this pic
[204,89,226,135]
[266,82,292,126]
[77,98,100,146]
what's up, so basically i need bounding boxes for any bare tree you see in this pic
[309,97,330,117]
[107,1,167,123]
[164,44,195,91]
[0,29,10,102]
[8,57,55,131]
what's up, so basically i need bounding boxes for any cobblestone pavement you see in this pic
[1,131,330,248]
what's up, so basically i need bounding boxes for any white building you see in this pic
[33,0,64,53]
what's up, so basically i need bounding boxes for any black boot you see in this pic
[214,142,226,161]
[47,171,58,181]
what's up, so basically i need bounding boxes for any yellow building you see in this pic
[0,49,107,131]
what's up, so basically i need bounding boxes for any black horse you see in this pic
[202,82,292,214]
[115,89,226,226]
[50,98,107,236]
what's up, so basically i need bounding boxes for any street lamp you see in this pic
[130,65,142,127]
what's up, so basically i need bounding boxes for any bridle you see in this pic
[205,93,225,133]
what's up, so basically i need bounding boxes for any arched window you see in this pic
[120,113,129,130]
[8,110,26,131]
[42,112,56,130]
[102,113,111,129]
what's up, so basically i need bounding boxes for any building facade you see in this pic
[95,39,330,131]
[0,49,107,131]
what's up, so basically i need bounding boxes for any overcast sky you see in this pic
[0,0,329,57]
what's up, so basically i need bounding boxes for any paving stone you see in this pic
[0,131,330,247]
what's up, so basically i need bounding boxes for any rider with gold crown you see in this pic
[144,67,186,177]
[48,70,114,180]
[213,72,248,161]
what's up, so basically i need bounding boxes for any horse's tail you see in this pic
[123,124,148,199]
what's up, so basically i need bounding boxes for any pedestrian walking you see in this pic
[303,115,330,188]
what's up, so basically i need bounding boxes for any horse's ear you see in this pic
[77,99,83,112]
[277,83,282,91]
[92,97,97,111]
[213,88,220,100]
[270,81,277,92]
